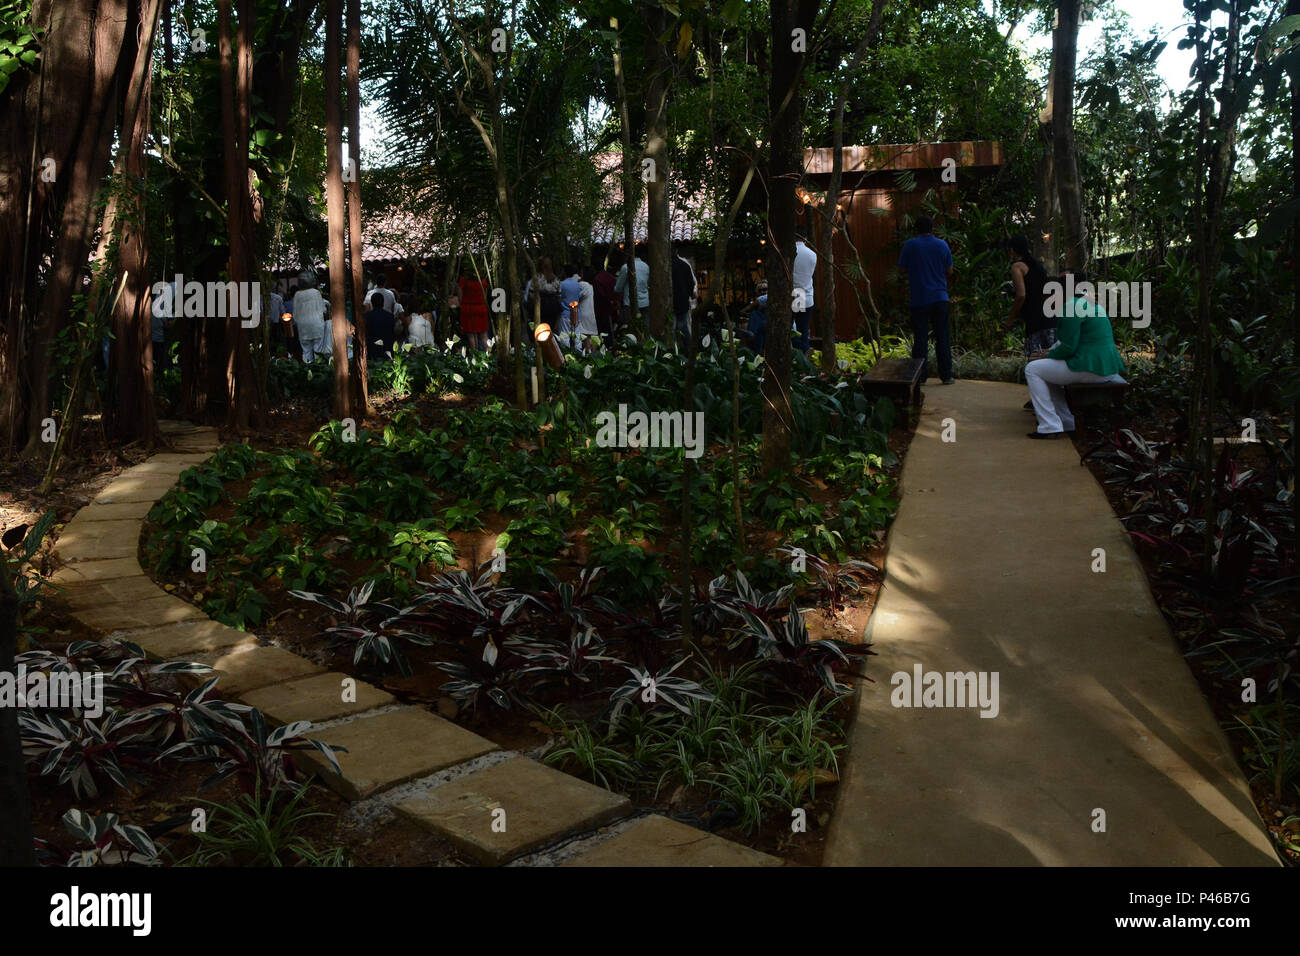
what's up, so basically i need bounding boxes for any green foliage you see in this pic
[181,784,350,867]
[0,0,41,98]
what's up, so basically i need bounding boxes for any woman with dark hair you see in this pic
[1005,235,1055,356]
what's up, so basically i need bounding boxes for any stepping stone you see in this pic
[75,500,158,522]
[395,756,630,865]
[562,815,783,867]
[296,707,497,801]
[170,435,220,452]
[58,576,168,610]
[55,519,142,562]
[127,454,211,475]
[182,643,325,697]
[93,473,181,505]
[72,595,206,633]
[46,558,145,586]
[240,672,394,726]
[124,619,256,659]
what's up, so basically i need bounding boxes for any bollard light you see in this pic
[534,323,564,368]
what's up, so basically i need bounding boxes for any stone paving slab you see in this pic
[298,707,498,801]
[124,619,257,659]
[59,576,169,610]
[127,456,210,475]
[395,756,631,865]
[92,473,183,505]
[169,435,220,453]
[182,644,325,697]
[240,672,395,726]
[47,558,145,586]
[75,499,158,522]
[55,519,143,562]
[72,595,207,633]
[563,815,783,867]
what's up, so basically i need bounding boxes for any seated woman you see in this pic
[1024,270,1126,439]
[405,301,436,348]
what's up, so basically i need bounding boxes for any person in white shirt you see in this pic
[792,231,818,353]
[405,303,436,348]
[370,273,401,316]
[613,243,650,327]
[576,267,600,352]
[321,315,354,361]
[291,269,330,363]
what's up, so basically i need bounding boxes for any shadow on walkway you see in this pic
[824,381,1278,866]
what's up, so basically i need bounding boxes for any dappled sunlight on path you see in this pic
[825,381,1278,866]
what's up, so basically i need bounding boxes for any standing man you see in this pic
[613,242,650,331]
[898,215,955,385]
[364,292,397,360]
[593,262,618,345]
[559,264,583,348]
[292,268,330,363]
[670,240,697,350]
[151,277,176,370]
[792,230,817,353]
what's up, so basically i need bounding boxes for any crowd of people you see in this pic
[895,215,1127,439]
[164,220,1122,440]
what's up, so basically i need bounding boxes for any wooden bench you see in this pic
[861,356,926,428]
[1064,381,1129,464]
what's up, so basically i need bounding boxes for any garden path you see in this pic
[48,422,777,867]
[824,380,1279,866]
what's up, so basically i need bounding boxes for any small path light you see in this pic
[534,323,564,369]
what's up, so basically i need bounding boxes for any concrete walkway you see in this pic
[825,380,1278,866]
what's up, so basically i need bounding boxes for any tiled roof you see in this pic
[279,141,999,267]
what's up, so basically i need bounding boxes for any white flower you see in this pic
[721,329,731,342]
[624,333,638,345]
[701,334,711,348]
[452,373,464,384]
[583,365,593,379]
[838,359,848,370]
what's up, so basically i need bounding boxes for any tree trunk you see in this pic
[346,0,369,419]
[612,18,639,332]
[108,0,164,449]
[1051,1,1085,270]
[1189,0,1243,577]
[643,3,672,343]
[0,0,130,456]
[1034,46,1059,269]
[819,0,885,370]
[762,0,817,474]
[324,0,350,420]
[218,0,263,433]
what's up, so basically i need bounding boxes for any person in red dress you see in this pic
[454,265,491,352]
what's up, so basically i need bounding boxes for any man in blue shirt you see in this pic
[897,216,955,384]
[559,264,583,346]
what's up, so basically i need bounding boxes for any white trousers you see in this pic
[1024,359,1126,434]
[299,336,326,363]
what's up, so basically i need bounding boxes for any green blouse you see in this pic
[1047,298,1125,377]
